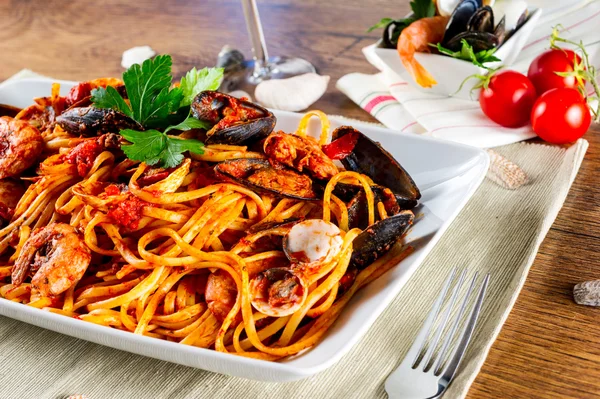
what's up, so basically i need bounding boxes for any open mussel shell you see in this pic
[445,31,499,52]
[442,0,480,45]
[334,183,417,211]
[214,158,319,201]
[467,6,494,33]
[494,16,507,45]
[191,91,276,145]
[249,267,308,317]
[56,107,141,137]
[0,104,21,118]
[351,210,414,269]
[332,126,421,202]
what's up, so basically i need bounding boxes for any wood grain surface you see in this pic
[1,0,599,397]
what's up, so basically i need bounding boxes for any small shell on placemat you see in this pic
[121,46,156,69]
[255,73,329,112]
[486,149,528,190]
[574,280,600,306]
[66,395,89,399]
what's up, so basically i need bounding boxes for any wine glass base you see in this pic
[246,56,316,85]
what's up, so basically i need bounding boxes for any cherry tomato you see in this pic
[531,87,591,144]
[479,70,537,128]
[528,49,583,95]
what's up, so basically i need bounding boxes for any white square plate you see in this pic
[0,78,489,382]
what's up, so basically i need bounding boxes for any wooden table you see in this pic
[2,1,599,397]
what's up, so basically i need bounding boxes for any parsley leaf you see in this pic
[411,0,435,19]
[164,116,211,133]
[91,86,133,118]
[161,137,205,168]
[120,121,205,168]
[120,129,166,165]
[434,40,501,69]
[368,17,394,32]
[123,55,182,128]
[179,67,224,107]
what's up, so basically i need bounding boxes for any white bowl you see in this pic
[371,8,542,100]
[0,77,489,382]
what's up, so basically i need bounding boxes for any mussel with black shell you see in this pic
[214,158,319,201]
[56,107,141,137]
[191,91,276,145]
[440,0,529,52]
[326,126,418,269]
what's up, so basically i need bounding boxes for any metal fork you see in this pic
[385,269,490,399]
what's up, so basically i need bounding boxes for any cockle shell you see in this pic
[121,46,156,69]
[486,149,528,190]
[254,73,330,112]
[574,280,600,306]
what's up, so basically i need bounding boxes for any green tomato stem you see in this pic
[552,34,600,123]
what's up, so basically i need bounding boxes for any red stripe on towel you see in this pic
[364,95,397,113]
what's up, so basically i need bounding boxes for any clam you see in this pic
[191,91,276,145]
[214,158,319,200]
[282,219,344,268]
[249,267,308,317]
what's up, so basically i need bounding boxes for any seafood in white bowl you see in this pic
[368,0,542,100]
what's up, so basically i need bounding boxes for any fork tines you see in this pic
[385,269,490,398]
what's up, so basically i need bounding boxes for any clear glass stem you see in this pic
[241,0,270,79]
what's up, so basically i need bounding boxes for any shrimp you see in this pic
[0,179,25,224]
[205,270,240,324]
[11,223,91,297]
[263,131,338,180]
[0,116,44,179]
[397,16,449,88]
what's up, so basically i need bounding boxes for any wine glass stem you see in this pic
[241,0,270,78]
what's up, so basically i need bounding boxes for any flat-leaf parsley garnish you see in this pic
[90,55,223,167]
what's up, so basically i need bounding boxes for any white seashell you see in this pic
[486,149,528,190]
[254,73,329,112]
[492,0,528,32]
[121,46,156,69]
[437,0,462,17]
[574,280,600,306]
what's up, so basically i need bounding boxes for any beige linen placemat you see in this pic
[0,71,589,399]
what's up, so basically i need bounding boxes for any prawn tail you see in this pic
[404,58,437,88]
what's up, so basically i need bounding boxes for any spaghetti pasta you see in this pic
[0,81,419,360]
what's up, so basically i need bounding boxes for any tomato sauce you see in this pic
[66,139,104,177]
[104,184,121,196]
[107,195,148,230]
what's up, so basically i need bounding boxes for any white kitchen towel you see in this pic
[337,0,600,147]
